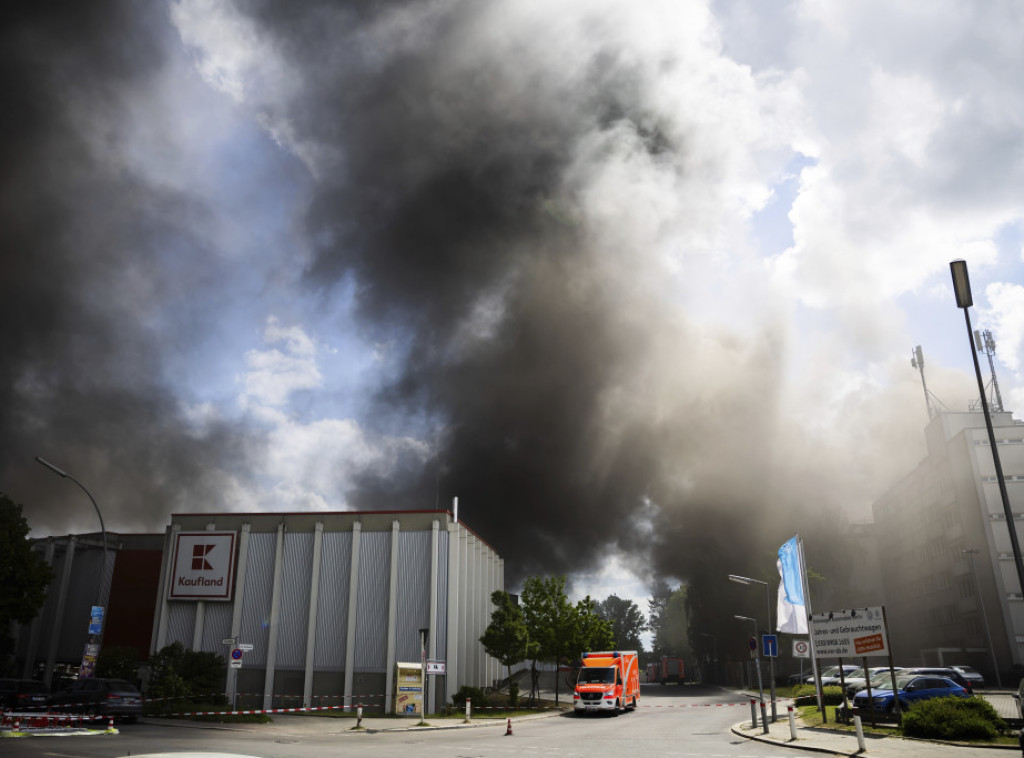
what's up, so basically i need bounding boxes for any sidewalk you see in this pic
[731,706,1020,756]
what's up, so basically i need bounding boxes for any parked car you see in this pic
[897,667,973,692]
[806,664,859,686]
[0,678,48,711]
[845,667,903,698]
[950,665,985,690]
[47,678,143,722]
[852,674,969,713]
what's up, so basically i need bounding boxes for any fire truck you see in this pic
[648,655,685,685]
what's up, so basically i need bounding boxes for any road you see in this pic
[2,685,804,758]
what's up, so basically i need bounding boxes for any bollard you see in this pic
[356,704,363,728]
[464,699,471,724]
[750,698,758,728]
[854,714,866,752]
[788,705,797,741]
[760,699,769,734]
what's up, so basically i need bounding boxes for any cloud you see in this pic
[239,317,324,410]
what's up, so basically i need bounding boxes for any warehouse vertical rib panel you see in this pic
[166,599,196,649]
[275,531,313,669]
[59,547,105,660]
[396,530,431,662]
[239,532,276,666]
[314,531,352,669]
[354,530,390,671]
[200,601,232,653]
[434,528,449,670]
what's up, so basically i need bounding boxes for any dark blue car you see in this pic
[852,674,969,713]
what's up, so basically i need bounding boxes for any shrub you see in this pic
[452,685,486,710]
[793,684,844,705]
[901,696,1006,741]
[147,642,227,706]
[95,645,139,681]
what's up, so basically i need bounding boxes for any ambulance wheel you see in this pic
[631,696,638,709]
[613,699,621,716]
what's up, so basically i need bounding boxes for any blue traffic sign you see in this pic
[762,634,778,657]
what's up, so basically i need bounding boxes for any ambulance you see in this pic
[573,650,640,715]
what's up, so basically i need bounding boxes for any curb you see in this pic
[730,722,857,757]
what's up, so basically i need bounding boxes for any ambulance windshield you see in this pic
[578,667,615,684]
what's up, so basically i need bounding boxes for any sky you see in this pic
[2,1,1023,629]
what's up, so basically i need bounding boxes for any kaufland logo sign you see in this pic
[170,532,237,601]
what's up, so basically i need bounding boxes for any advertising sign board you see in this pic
[169,531,238,601]
[810,607,889,658]
[426,660,446,674]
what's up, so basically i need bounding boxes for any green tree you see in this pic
[595,594,647,652]
[662,586,692,660]
[95,645,139,681]
[647,578,673,657]
[479,590,529,707]
[0,493,54,673]
[521,577,613,705]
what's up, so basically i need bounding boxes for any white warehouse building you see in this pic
[151,508,503,714]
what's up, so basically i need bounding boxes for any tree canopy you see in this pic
[520,576,612,704]
[0,493,53,673]
[479,590,529,706]
[595,594,648,652]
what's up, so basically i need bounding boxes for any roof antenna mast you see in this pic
[974,329,1004,413]
[911,345,937,419]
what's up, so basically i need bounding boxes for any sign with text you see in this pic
[426,660,446,674]
[811,607,889,658]
[169,532,238,601]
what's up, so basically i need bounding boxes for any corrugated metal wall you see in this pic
[200,601,232,653]
[58,548,108,660]
[275,531,313,669]
[353,531,389,671]
[396,531,431,661]
[239,532,276,666]
[166,601,195,648]
[314,532,351,670]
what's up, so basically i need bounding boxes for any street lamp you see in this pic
[734,614,765,707]
[729,574,777,721]
[963,548,1002,687]
[35,456,108,676]
[698,632,717,685]
[949,261,1024,600]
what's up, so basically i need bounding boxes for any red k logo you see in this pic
[192,544,215,571]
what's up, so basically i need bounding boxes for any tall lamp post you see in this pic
[735,614,767,733]
[963,548,1002,687]
[698,631,717,685]
[730,574,777,721]
[949,261,1024,600]
[35,456,108,677]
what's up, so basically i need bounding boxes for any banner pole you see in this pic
[798,535,825,722]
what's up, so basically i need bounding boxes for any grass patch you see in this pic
[796,701,1019,746]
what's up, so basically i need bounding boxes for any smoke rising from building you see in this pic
[2,0,1017,623]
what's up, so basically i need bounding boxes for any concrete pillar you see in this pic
[302,521,324,708]
[262,522,286,711]
[343,521,362,711]
[445,521,460,705]
[44,536,76,690]
[385,521,400,713]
